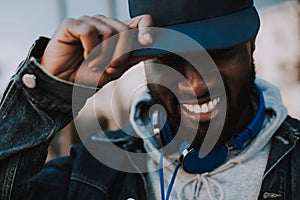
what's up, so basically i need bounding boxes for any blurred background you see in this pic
[0,0,299,159]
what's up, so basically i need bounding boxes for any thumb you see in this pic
[125,14,154,46]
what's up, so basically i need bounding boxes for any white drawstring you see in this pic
[178,173,225,200]
[202,175,225,200]
[194,175,201,198]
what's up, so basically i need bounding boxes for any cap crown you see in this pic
[129,0,254,26]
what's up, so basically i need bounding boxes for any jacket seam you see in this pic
[70,176,108,197]
[262,142,296,180]
[262,119,300,180]
[2,153,21,200]
[0,80,18,119]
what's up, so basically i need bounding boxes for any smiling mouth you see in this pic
[180,97,221,123]
[182,97,220,114]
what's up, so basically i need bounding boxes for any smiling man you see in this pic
[0,0,300,200]
[144,42,256,150]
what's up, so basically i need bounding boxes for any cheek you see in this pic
[219,59,253,105]
[152,85,178,108]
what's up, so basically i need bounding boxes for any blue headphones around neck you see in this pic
[152,84,266,174]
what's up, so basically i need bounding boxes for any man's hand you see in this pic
[40,14,153,88]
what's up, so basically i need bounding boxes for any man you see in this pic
[0,0,299,199]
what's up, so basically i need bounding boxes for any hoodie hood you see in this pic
[130,78,287,164]
[129,78,288,199]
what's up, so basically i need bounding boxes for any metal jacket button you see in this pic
[22,74,36,89]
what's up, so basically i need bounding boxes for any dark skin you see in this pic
[145,42,256,150]
[41,13,256,152]
[41,14,154,88]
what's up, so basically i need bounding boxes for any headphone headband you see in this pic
[152,84,266,173]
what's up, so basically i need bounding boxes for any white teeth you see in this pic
[208,101,214,110]
[201,104,209,113]
[182,97,220,114]
[213,99,218,106]
[195,105,201,113]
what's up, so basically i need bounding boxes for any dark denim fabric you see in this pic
[28,132,148,200]
[0,37,300,199]
[0,37,96,199]
[30,117,300,200]
[27,117,300,200]
[258,117,300,200]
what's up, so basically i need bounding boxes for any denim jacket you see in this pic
[0,37,300,200]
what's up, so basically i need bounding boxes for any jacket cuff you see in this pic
[15,37,98,114]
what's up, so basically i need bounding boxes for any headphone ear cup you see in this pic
[182,146,228,174]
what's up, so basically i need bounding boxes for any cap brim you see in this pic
[131,6,260,57]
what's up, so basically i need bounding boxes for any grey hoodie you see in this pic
[129,78,288,200]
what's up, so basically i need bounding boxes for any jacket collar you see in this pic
[263,116,300,179]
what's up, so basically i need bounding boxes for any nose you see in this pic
[177,68,211,98]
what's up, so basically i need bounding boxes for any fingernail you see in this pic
[90,66,99,72]
[143,33,153,44]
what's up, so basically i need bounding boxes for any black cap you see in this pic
[129,0,260,56]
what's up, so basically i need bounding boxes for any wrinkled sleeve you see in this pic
[0,37,97,199]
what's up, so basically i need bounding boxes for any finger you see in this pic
[93,15,134,74]
[107,29,134,74]
[78,15,120,64]
[79,15,117,40]
[125,14,153,46]
[77,15,125,71]
[57,18,100,59]
[105,31,133,74]
[93,15,129,33]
